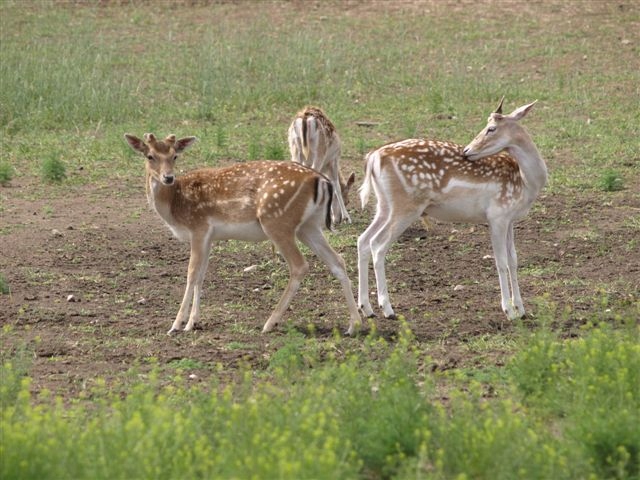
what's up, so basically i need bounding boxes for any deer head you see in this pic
[125,133,197,186]
[463,100,537,160]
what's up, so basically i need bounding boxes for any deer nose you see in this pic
[462,146,470,156]
[163,174,175,185]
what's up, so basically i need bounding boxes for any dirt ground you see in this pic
[0,0,637,401]
[1,151,639,400]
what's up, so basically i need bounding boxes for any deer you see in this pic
[357,99,547,322]
[288,106,355,225]
[124,133,362,335]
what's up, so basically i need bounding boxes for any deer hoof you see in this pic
[359,306,375,318]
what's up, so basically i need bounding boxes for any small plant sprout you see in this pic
[41,153,67,182]
[0,273,10,294]
[600,169,624,192]
[0,163,14,185]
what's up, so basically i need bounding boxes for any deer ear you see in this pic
[124,134,148,154]
[509,100,537,121]
[175,136,198,153]
[346,172,356,188]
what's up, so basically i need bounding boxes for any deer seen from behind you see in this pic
[288,106,355,225]
[124,133,362,335]
[357,99,547,321]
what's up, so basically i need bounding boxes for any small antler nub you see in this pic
[494,96,505,114]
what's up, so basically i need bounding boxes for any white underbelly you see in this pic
[424,180,498,223]
[425,201,487,224]
[209,219,268,242]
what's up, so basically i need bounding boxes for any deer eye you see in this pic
[172,155,178,161]
[486,126,497,134]
[146,154,154,161]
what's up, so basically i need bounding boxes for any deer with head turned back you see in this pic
[357,99,547,321]
[288,106,355,225]
[124,133,361,335]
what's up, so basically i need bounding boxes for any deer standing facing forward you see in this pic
[288,106,355,225]
[357,99,547,321]
[125,133,361,335]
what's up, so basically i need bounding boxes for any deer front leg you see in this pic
[490,222,519,320]
[331,182,351,225]
[506,224,525,318]
[169,234,211,334]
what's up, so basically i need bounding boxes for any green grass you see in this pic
[1,2,638,190]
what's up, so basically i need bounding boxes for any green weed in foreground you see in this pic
[509,321,640,479]
[2,321,639,479]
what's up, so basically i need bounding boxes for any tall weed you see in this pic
[510,321,640,479]
[2,322,639,479]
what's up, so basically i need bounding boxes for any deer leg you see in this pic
[328,164,351,225]
[261,233,308,333]
[169,233,211,334]
[298,228,361,335]
[490,221,518,320]
[184,241,213,332]
[357,208,389,317]
[370,211,421,319]
[506,224,525,318]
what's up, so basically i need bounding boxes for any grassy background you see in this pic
[1,1,639,479]
[1,1,638,192]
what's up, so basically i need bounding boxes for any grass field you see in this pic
[1,1,639,479]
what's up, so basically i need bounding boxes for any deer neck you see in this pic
[145,172,177,224]
[507,134,547,202]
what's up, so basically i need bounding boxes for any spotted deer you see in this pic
[357,99,547,321]
[124,133,361,335]
[288,106,355,225]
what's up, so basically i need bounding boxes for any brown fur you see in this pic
[124,133,361,335]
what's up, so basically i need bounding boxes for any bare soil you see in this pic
[2,0,639,401]
[1,157,638,400]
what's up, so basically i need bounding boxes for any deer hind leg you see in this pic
[506,223,525,318]
[261,230,309,333]
[298,226,361,335]
[169,232,212,334]
[357,205,390,317]
[370,209,422,319]
[490,221,519,320]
